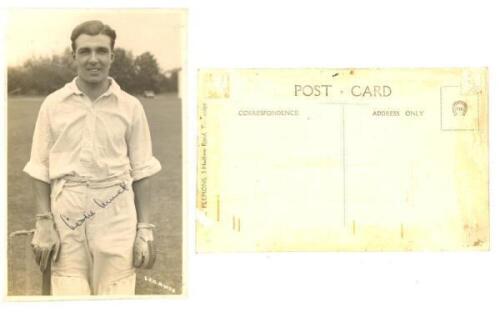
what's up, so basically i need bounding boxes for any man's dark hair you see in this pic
[71,20,116,52]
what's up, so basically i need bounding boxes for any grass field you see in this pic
[7,93,183,296]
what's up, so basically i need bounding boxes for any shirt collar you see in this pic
[63,77,122,99]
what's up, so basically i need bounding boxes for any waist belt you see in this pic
[52,173,132,200]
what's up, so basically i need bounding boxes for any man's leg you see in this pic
[51,275,91,296]
[87,183,137,295]
[51,186,92,296]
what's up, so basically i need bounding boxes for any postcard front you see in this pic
[7,9,186,297]
[197,68,488,252]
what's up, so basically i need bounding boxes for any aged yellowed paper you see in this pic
[197,68,488,251]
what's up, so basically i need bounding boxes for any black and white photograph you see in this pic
[6,9,185,297]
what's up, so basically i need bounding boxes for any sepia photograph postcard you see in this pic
[197,68,489,252]
[6,9,186,298]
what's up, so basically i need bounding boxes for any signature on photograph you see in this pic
[60,183,128,230]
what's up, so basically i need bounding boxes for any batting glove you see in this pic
[31,213,61,272]
[133,222,156,269]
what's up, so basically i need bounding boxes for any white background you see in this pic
[1,0,499,311]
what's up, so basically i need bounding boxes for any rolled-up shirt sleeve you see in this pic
[127,102,162,181]
[23,101,52,183]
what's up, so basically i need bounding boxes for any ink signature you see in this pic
[59,183,129,230]
[93,182,128,209]
[60,210,96,230]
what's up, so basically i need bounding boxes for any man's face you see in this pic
[73,34,114,85]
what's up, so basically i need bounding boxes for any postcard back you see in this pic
[197,68,488,251]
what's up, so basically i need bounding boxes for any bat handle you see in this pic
[42,262,51,296]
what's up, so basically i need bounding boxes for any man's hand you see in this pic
[31,214,60,272]
[133,223,156,269]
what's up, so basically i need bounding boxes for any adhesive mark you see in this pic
[342,105,346,226]
[216,195,220,222]
[205,72,230,99]
[400,224,404,239]
[231,216,241,232]
[473,239,483,247]
[352,220,356,235]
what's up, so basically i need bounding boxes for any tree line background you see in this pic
[7,47,179,96]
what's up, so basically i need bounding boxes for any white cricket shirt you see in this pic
[23,77,162,183]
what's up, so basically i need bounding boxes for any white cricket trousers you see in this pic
[50,175,137,295]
